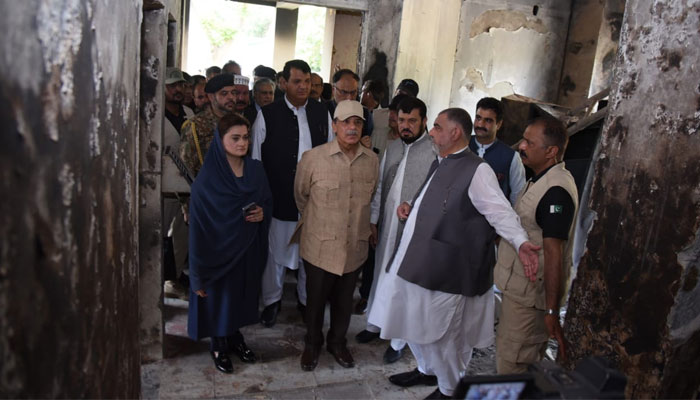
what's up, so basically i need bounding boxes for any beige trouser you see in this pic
[496,295,548,374]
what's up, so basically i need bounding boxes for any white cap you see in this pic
[233,74,250,86]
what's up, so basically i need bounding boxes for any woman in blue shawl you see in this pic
[187,113,272,374]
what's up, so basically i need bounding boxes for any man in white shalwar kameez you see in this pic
[354,97,436,365]
[368,108,539,399]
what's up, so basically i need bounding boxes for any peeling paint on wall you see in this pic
[450,1,572,118]
[463,67,515,95]
[89,115,101,157]
[58,164,75,207]
[469,9,548,38]
[37,0,84,119]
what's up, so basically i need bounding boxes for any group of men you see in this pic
[163,57,579,400]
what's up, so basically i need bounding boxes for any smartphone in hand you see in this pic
[242,202,257,216]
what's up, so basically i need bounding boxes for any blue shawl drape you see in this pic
[188,128,272,292]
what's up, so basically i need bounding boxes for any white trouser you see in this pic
[261,255,307,306]
[407,300,478,397]
[261,218,307,306]
[365,322,406,350]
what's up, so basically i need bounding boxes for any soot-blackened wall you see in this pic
[564,1,700,397]
[0,1,143,397]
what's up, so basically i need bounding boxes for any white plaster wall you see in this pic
[450,0,572,119]
[394,0,462,125]
[165,0,185,66]
[273,8,299,71]
[321,8,336,81]
[331,10,362,72]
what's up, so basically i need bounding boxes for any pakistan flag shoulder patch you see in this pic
[550,205,563,214]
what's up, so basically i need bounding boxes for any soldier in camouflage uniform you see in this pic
[180,106,220,177]
[180,74,251,177]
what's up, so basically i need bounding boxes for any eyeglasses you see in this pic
[334,87,358,97]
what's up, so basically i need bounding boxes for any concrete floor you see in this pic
[141,278,497,399]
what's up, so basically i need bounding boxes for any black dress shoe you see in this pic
[424,388,451,399]
[210,351,233,374]
[353,298,368,315]
[383,345,403,364]
[260,300,281,327]
[388,368,438,387]
[355,329,380,343]
[300,345,320,371]
[231,341,257,363]
[327,345,355,368]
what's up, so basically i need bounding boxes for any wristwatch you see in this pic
[545,308,559,316]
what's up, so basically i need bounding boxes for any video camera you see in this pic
[453,356,626,399]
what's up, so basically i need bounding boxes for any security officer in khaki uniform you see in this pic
[494,117,578,373]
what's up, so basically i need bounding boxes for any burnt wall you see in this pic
[563,1,700,398]
[556,0,603,107]
[358,0,404,95]
[0,1,143,397]
[589,0,626,96]
[139,4,168,363]
[450,0,573,118]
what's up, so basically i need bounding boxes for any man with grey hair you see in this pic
[369,108,540,399]
[309,73,324,102]
[206,66,221,80]
[293,100,378,371]
[222,60,242,75]
[253,78,275,112]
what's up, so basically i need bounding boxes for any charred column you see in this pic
[564,1,700,398]
[0,1,143,397]
[139,0,168,364]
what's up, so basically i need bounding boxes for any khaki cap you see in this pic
[334,100,365,121]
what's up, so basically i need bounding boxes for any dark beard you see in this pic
[400,130,423,144]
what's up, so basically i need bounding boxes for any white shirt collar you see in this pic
[473,139,494,151]
[438,145,469,162]
[284,95,308,112]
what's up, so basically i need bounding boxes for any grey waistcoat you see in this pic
[396,151,497,297]
[379,133,436,246]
